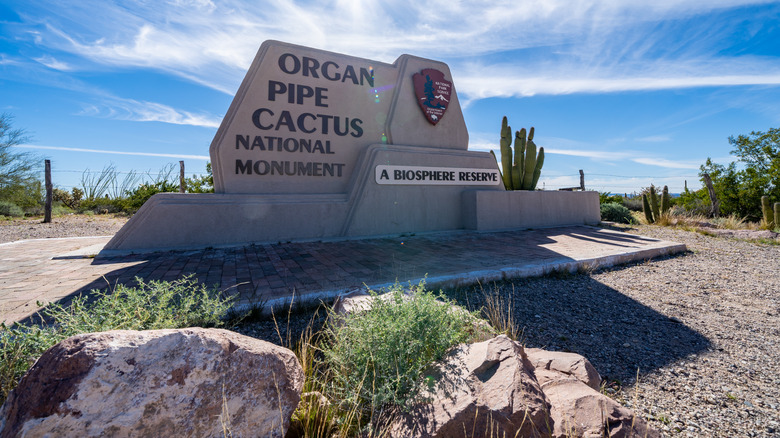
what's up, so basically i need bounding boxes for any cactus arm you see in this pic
[521,138,538,190]
[512,129,525,190]
[530,147,545,190]
[499,117,514,190]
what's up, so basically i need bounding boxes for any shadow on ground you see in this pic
[447,267,711,386]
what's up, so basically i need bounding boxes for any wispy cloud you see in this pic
[34,55,72,71]
[19,144,209,160]
[80,97,221,128]
[636,135,672,143]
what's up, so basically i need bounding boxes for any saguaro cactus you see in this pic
[495,117,545,190]
[761,196,775,228]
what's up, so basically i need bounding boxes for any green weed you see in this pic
[0,275,234,405]
[319,283,483,428]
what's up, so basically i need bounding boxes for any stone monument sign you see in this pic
[104,40,597,251]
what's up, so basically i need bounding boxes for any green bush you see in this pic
[0,201,24,217]
[601,202,636,224]
[0,275,234,404]
[321,283,483,416]
[599,192,624,205]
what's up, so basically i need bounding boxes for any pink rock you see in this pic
[0,328,303,438]
[526,348,602,390]
[391,335,551,437]
[542,379,661,438]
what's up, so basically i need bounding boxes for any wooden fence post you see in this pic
[179,161,186,193]
[579,169,585,191]
[44,159,52,223]
[702,173,720,217]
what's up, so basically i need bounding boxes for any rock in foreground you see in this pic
[391,335,552,437]
[0,328,303,438]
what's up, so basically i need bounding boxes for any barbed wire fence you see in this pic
[34,162,703,198]
[34,162,212,196]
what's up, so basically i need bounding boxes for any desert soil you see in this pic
[0,214,128,243]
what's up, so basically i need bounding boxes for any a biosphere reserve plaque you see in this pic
[104,40,596,251]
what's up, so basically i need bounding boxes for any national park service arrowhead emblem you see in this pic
[413,68,451,125]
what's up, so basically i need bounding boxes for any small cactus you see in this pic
[761,196,774,228]
[496,117,545,190]
[775,203,780,230]
[661,185,671,214]
[643,194,654,224]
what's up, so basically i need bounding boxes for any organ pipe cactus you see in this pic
[761,196,775,228]
[661,185,671,214]
[495,116,545,190]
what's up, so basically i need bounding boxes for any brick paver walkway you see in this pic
[0,226,685,324]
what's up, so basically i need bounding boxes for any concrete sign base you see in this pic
[104,40,599,252]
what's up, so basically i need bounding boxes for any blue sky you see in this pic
[2,0,780,194]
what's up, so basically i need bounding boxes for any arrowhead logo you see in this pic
[413,68,451,125]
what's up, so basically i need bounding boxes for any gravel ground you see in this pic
[449,224,779,438]
[0,214,128,243]
[3,215,777,436]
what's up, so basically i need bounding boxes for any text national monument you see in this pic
[105,40,599,251]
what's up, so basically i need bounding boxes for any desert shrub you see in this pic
[0,275,234,405]
[601,202,636,224]
[321,284,483,417]
[676,188,712,216]
[77,197,126,214]
[0,201,23,217]
[622,197,643,212]
[53,187,83,210]
[122,180,178,212]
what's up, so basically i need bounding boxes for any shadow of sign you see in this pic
[460,273,712,385]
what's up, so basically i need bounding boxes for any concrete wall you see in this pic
[462,190,600,231]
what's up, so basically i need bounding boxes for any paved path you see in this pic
[0,226,686,324]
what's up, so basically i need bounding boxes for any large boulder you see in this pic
[526,349,660,438]
[0,328,304,438]
[391,335,552,437]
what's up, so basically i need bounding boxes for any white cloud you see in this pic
[80,97,221,128]
[632,157,701,169]
[19,144,209,160]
